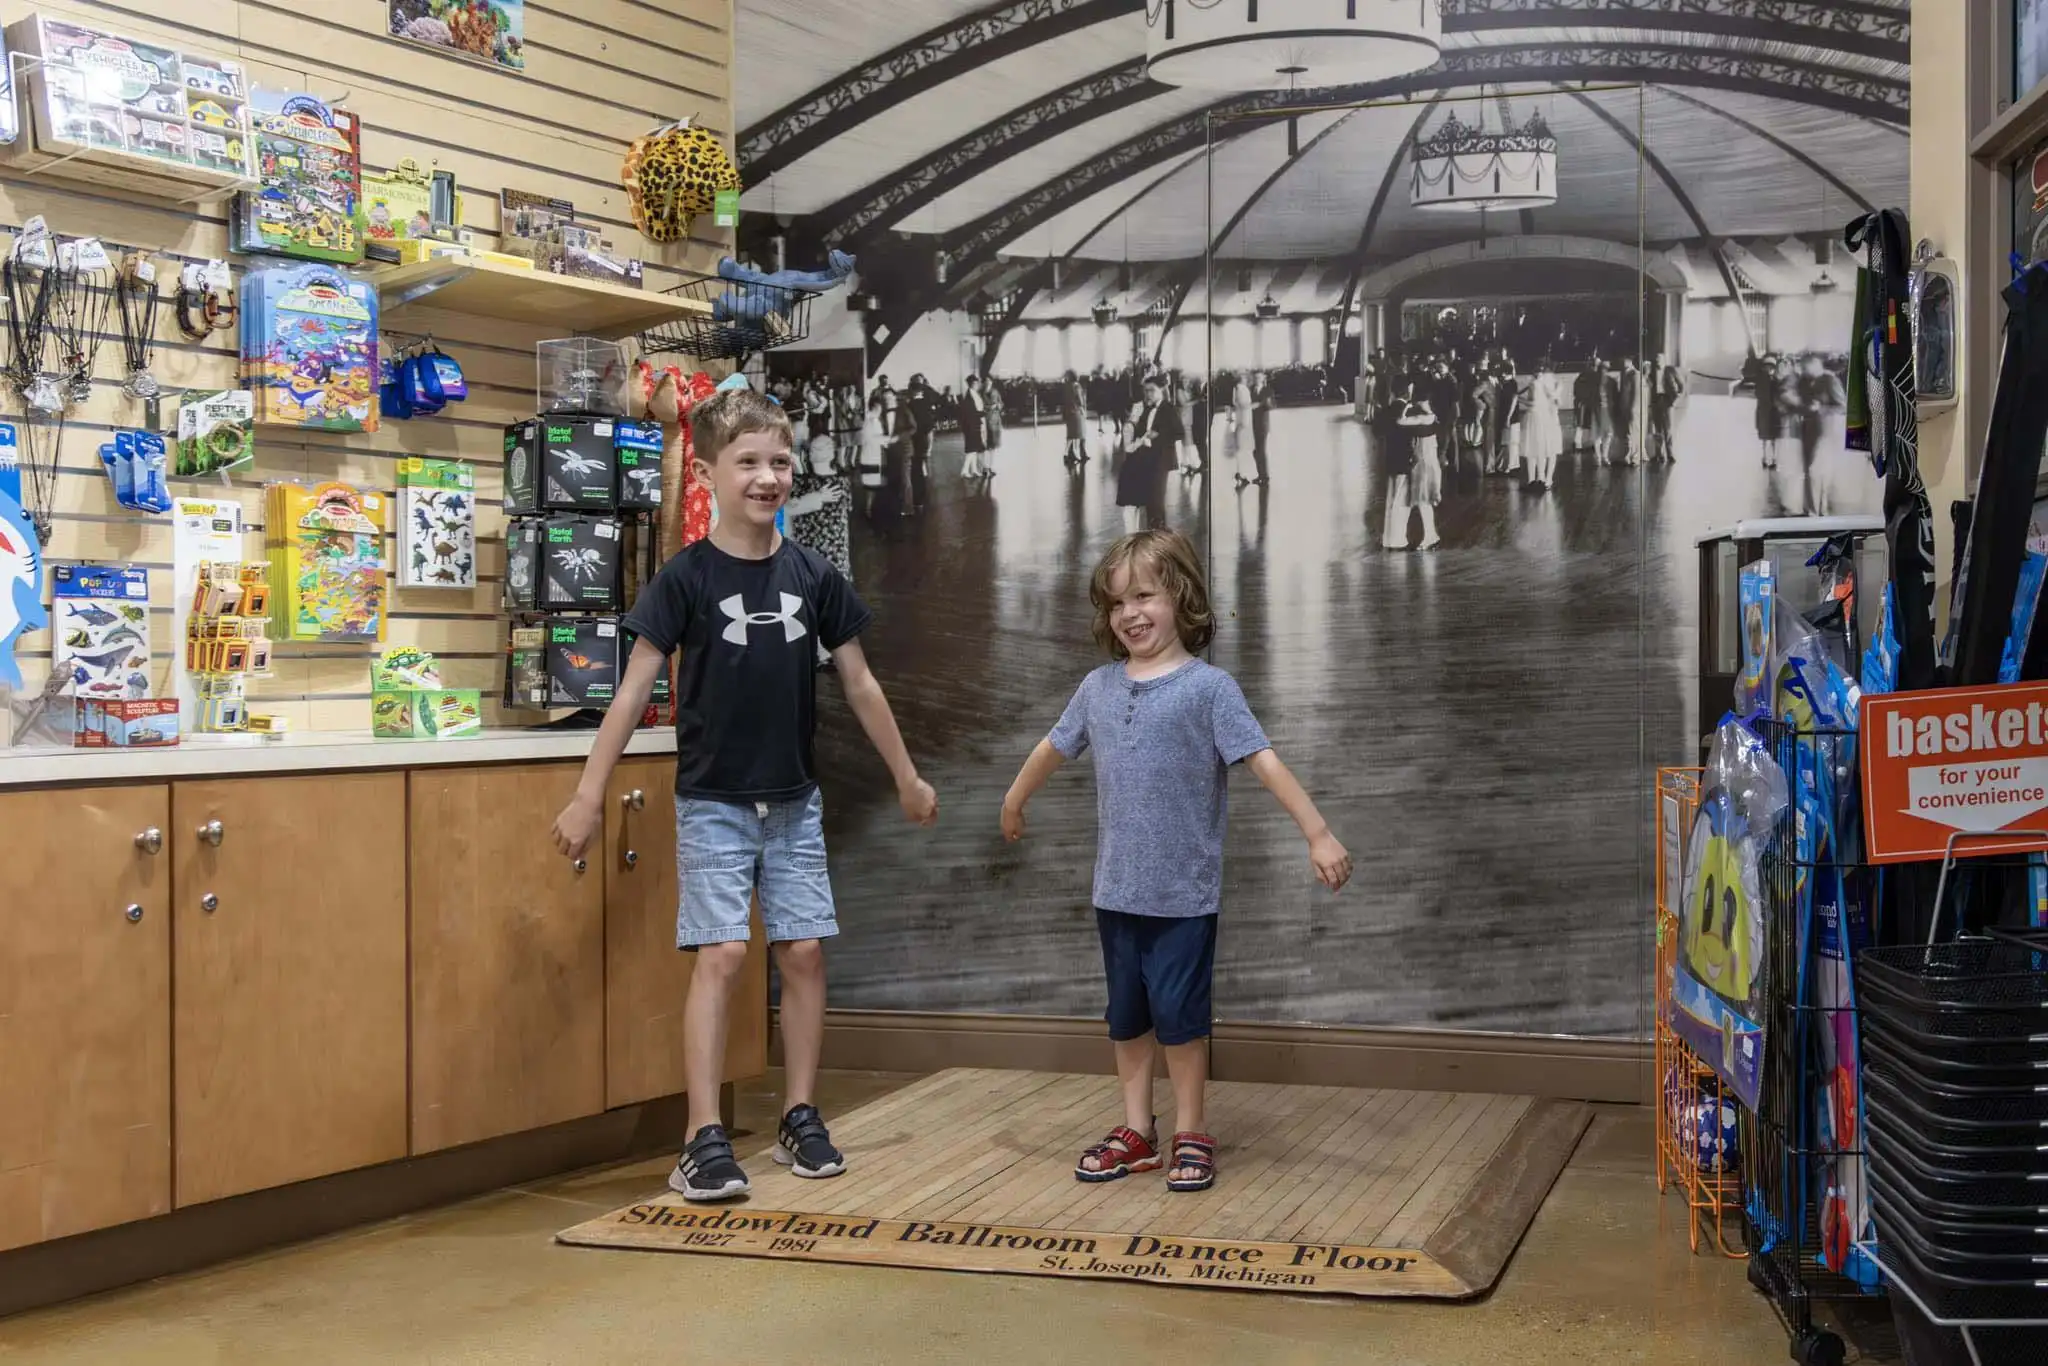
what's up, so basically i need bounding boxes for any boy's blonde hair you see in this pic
[1089,528,1215,659]
[689,387,794,463]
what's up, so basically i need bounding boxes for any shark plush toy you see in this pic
[0,484,48,691]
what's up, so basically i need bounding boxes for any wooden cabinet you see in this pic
[410,763,606,1152]
[603,759,769,1108]
[172,774,409,1206]
[0,785,172,1251]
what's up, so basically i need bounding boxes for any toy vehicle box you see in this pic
[74,698,181,747]
[3,16,256,197]
[503,415,621,515]
[504,514,620,612]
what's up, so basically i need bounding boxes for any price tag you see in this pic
[714,188,740,228]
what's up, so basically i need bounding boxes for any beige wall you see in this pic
[5,0,734,730]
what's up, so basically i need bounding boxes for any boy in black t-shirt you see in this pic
[553,387,937,1202]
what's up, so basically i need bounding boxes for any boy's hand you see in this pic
[899,776,939,827]
[552,792,603,861]
[1000,800,1026,842]
[1308,830,1353,892]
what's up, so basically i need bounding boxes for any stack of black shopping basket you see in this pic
[1860,938,2048,1365]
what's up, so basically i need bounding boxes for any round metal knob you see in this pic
[573,858,587,874]
[197,820,224,847]
[125,904,144,923]
[134,828,162,855]
[200,893,219,913]
[622,789,645,811]
[624,849,638,868]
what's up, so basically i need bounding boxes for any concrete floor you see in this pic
[0,1071,1900,1365]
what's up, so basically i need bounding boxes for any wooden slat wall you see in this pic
[4,0,732,731]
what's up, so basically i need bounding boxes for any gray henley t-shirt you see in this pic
[1048,657,1271,919]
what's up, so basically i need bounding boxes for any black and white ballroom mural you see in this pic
[735,0,1910,1038]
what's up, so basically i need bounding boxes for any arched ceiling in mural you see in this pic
[735,0,1909,304]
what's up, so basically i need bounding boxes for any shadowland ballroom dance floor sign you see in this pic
[556,1069,1592,1298]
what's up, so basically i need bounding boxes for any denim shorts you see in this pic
[1096,908,1218,1046]
[675,790,838,949]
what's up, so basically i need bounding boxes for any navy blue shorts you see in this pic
[1095,909,1217,1046]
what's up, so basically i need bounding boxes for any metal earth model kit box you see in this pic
[503,415,620,514]
[613,419,664,510]
[504,514,620,612]
[506,618,618,710]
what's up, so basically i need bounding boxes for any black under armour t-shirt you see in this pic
[622,538,871,802]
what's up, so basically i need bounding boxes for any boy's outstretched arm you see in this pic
[1244,749,1353,891]
[832,639,938,825]
[1001,739,1066,841]
[552,639,667,860]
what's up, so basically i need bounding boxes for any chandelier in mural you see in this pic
[1143,0,1442,91]
[1410,91,1560,213]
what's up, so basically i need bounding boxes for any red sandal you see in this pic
[1075,1124,1161,1183]
[1166,1132,1217,1192]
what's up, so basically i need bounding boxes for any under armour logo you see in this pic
[718,592,807,646]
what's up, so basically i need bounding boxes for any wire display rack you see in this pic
[638,273,818,363]
[1654,766,1748,1258]
[1738,717,1887,1366]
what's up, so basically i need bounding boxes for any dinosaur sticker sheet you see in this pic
[397,458,476,589]
[53,565,151,698]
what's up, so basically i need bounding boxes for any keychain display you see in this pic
[234,92,364,264]
[50,236,115,405]
[175,259,235,341]
[115,252,164,416]
[241,263,378,432]
[99,430,173,514]
[379,335,467,420]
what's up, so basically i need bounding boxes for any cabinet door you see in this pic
[0,785,171,1250]
[173,773,408,1206]
[410,763,605,1153]
[603,760,769,1108]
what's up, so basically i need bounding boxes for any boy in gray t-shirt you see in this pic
[1002,528,1352,1193]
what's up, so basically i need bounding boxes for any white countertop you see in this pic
[0,727,677,787]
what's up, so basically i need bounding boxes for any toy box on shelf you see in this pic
[2,15,257,201]
[74,697,179,747]
[363,157,459,248]
[232,92,365,264]
[263,483,387,644]
[182,560,272,734]
[370,646,481,740]
[241,265,379,432]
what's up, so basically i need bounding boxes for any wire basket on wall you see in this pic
[639,274,817,361]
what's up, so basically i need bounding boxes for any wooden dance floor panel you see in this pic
[558,1069,1591,1298]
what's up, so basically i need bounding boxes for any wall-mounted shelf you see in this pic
[370,255,711,339]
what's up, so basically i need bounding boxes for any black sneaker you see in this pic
[669,1125,750,1202]
[774,1104,846,1178]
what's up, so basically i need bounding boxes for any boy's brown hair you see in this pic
[1089,527,1215,659]
[688,387,794,463]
